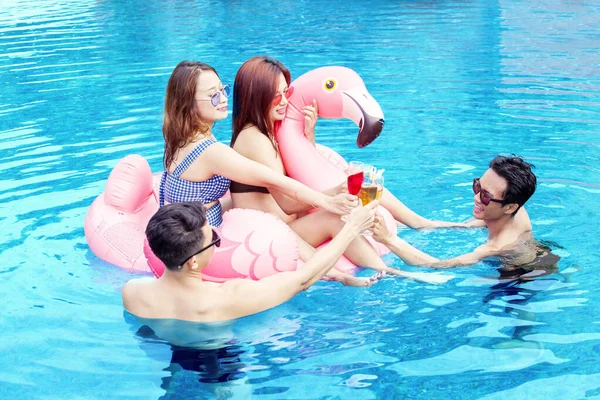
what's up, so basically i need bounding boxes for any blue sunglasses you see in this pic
[197,84,231,107]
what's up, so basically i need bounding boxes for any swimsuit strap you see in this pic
[159,170,167,207]
[172,137,217,178]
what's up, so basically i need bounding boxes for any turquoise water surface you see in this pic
[1,0,599,398]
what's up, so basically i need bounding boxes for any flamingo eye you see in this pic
[323,78,337,92]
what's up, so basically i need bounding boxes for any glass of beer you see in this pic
[359,174,383,206]
[358,171,383,235]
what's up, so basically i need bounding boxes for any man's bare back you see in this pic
[122,201,382,323]
[123,276,232,322]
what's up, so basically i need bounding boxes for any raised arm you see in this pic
[372,213,498,268]
[219,202,379,320]
[268,189,318,215]
[271,180,349,216]
[203,142,355,215]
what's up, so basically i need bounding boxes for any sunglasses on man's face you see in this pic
[176,229,221,268]
[272,86,294,106]
[197,85,231,107]
[472,178,510,206]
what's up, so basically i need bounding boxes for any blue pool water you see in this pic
[1,0,599,398]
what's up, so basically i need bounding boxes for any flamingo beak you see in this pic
[341,87,385,148]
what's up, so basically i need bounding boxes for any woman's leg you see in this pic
[380,189,430,228]
[289,210,394,274]
[380,189,467,229]
[296,232,380,287]
[291,210,453,284]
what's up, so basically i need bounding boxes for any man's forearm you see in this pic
[379,235,444,266]
[380,235,477,268]
[297,224,358,288]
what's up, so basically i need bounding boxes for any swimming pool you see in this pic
[1,0,599,398]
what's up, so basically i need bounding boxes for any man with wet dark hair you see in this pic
[373,155,558,272]
[486,155,537,214]
[122,200,382,322]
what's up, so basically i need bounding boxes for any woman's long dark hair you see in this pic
[231,56,291,152]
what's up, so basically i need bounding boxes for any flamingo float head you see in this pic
[287,66,384,147]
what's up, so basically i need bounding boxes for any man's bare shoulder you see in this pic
[515,207,533,230]
[495,227,533,250]
[123,277,156,294]
[122,277,156,314]
[474,241,503,257]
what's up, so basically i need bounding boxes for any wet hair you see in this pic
[163,61,219,170]
[231,56,291,151]
[145,202,207,270]
[490,155,537,214]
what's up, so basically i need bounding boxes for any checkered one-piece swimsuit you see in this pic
[159,138,231,227]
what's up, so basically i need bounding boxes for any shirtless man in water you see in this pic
[122,201,383,322]
[372,155,556,273]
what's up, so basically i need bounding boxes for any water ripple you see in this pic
[0,0,599,398]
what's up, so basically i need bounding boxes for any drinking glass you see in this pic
[341,161,365,222]
[359,174,383,205]
[346,161,365,196]
[358,171,384,235]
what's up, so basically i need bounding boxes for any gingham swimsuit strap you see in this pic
[172,137,216,178]
[158,170,167,207]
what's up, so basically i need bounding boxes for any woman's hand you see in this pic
[319,192,358,215]
[323,180,348,197]
[303,99,318,144]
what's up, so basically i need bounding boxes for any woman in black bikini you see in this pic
[229,56,448,286]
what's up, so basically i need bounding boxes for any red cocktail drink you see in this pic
[347,172,364,195]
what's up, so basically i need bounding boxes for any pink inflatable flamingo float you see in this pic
[84,156,299,281]
[277,66,397,254]
[84,66,393,280]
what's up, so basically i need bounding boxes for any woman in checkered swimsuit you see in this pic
[159,61,357,228]
[159,137,231,227]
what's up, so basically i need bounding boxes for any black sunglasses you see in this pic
[176,229,221,268]
[472,178,510,206]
